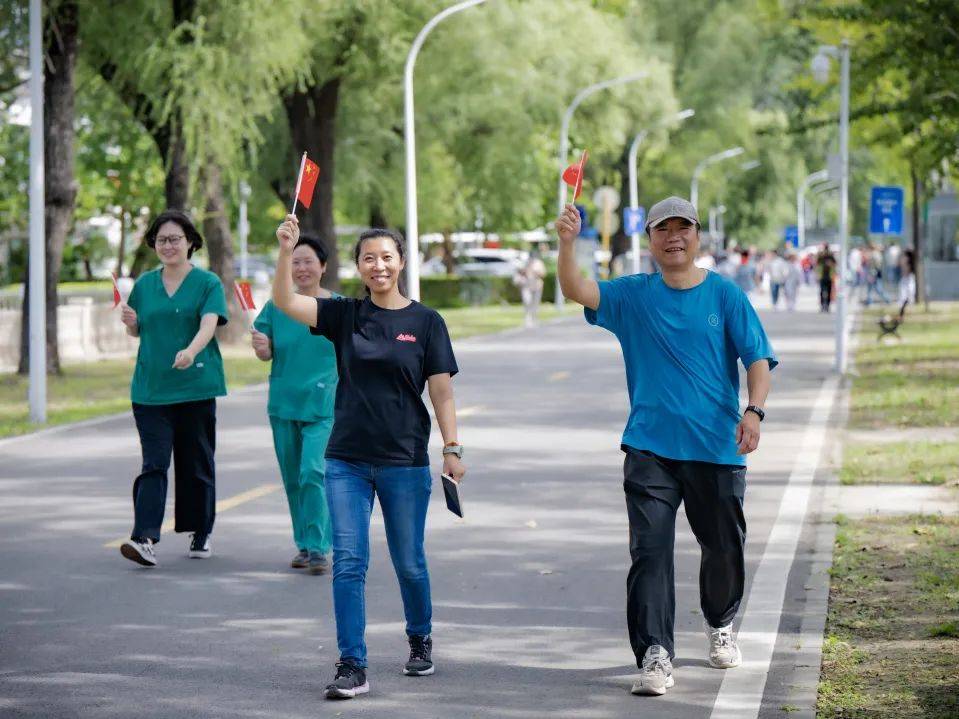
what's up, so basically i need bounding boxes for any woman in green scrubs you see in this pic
[118,210,229,568]
[252,235,337,575]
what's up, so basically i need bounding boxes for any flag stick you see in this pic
[290,151,307,215]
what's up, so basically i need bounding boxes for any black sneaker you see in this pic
[188,533,211,559]
[325,661,369,699]
[291,550,309,569]
[308,552,331,575]
[120,537,156,567]
[404,634,434,676]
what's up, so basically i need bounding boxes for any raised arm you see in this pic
[273,214,321,327]
[556,203,599,310]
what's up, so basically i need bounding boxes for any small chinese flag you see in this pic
[110,272,122,308]
[562,149,589,201]
[296,156,321,210]
[234,280,256,312]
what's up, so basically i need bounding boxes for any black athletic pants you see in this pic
[623,447,747,665]
[131,399,216,542]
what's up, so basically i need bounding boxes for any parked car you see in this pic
[455,248,527,278]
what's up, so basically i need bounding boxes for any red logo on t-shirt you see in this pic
[396,333,417,343]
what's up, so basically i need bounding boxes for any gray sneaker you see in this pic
[308,552,331,575]
[631,645,674,696]
[325,661,369,699]
[706,622,742,668]
[290,550,309,569]
[120,537,157,567]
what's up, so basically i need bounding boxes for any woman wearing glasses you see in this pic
[118,210,229,568]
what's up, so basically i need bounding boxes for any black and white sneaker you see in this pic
[324,661,369,699]
[403,634,434,676]
[120,537,157,567]
[188,533,211,559]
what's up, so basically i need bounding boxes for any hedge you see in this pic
[338,273,557,309]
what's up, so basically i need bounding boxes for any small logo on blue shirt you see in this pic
[707,313,720,327]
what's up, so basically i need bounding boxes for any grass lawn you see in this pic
[0,302,571,438]
[818,514,959,718]
[850,302,959,429]
[840,440,959,486]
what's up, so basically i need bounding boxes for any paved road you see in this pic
[0,286,838,718]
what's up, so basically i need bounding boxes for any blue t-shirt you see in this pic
[585,271,777,466]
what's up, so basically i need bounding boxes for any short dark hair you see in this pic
[294,234,328,264]
[145,209,203,259]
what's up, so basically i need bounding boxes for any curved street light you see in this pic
[690,146,744,214]
[404,0,489,301]
[811,39,851,374]
[797,169,829,248]
[627,108,695,274]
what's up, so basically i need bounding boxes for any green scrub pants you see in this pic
[269,416,334,555]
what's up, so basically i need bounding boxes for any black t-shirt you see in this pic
[310,296,458,466]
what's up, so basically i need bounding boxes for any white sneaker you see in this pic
[120,538,157,567]
[631,645,674,696]
[188,533,211,559]
[706,622,742,668]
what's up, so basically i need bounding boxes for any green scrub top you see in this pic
[128,266,229,405]
[253,297,339,422]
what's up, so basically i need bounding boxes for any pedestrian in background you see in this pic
[118,210,228,567]
[783,251,803,312]
[816,243,836,312]
[514,246,547,327]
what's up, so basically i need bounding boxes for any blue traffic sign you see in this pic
[624,206,646,235]
[783,225,799,247]
[869,186,904,234]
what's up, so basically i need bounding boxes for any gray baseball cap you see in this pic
[644,196,699,232]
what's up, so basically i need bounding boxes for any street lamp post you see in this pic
[690,146,745,215]
[554,72,650,304]
[627,108,694,274]
[812,39,851,374]
[798,169,829,248]
[238,180,250,279]
[28,0,45,423]
[404,0,488,301]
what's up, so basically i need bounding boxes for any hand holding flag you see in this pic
[562,149,589,204]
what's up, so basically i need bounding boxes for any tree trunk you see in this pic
[911,163,927,307]
[164,122,190,210]
[202,162,242,342]
[441,230,456,275]
[282,77,341,291]
[18,0,79,375]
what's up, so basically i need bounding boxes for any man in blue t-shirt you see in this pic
[556,196,777,697]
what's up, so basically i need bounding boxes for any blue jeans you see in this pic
[325,459,432,667]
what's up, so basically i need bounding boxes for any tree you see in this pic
[18,0,79,375]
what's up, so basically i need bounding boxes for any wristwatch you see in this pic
[442,442,464,458]
[744,405,765,422]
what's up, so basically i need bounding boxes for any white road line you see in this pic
[710,373,840,719]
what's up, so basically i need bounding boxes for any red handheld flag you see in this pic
[295,157,320,210]
[234,280,256,312]
[110,272,122,308]
[562,149,589,201]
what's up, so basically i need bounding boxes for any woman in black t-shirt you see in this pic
[272,215,466,700]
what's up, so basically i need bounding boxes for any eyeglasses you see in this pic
[155,235,186,247]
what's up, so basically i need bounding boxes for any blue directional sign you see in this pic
[869,186,904,234]
[783,225,799,247]
[624,206,646,235]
